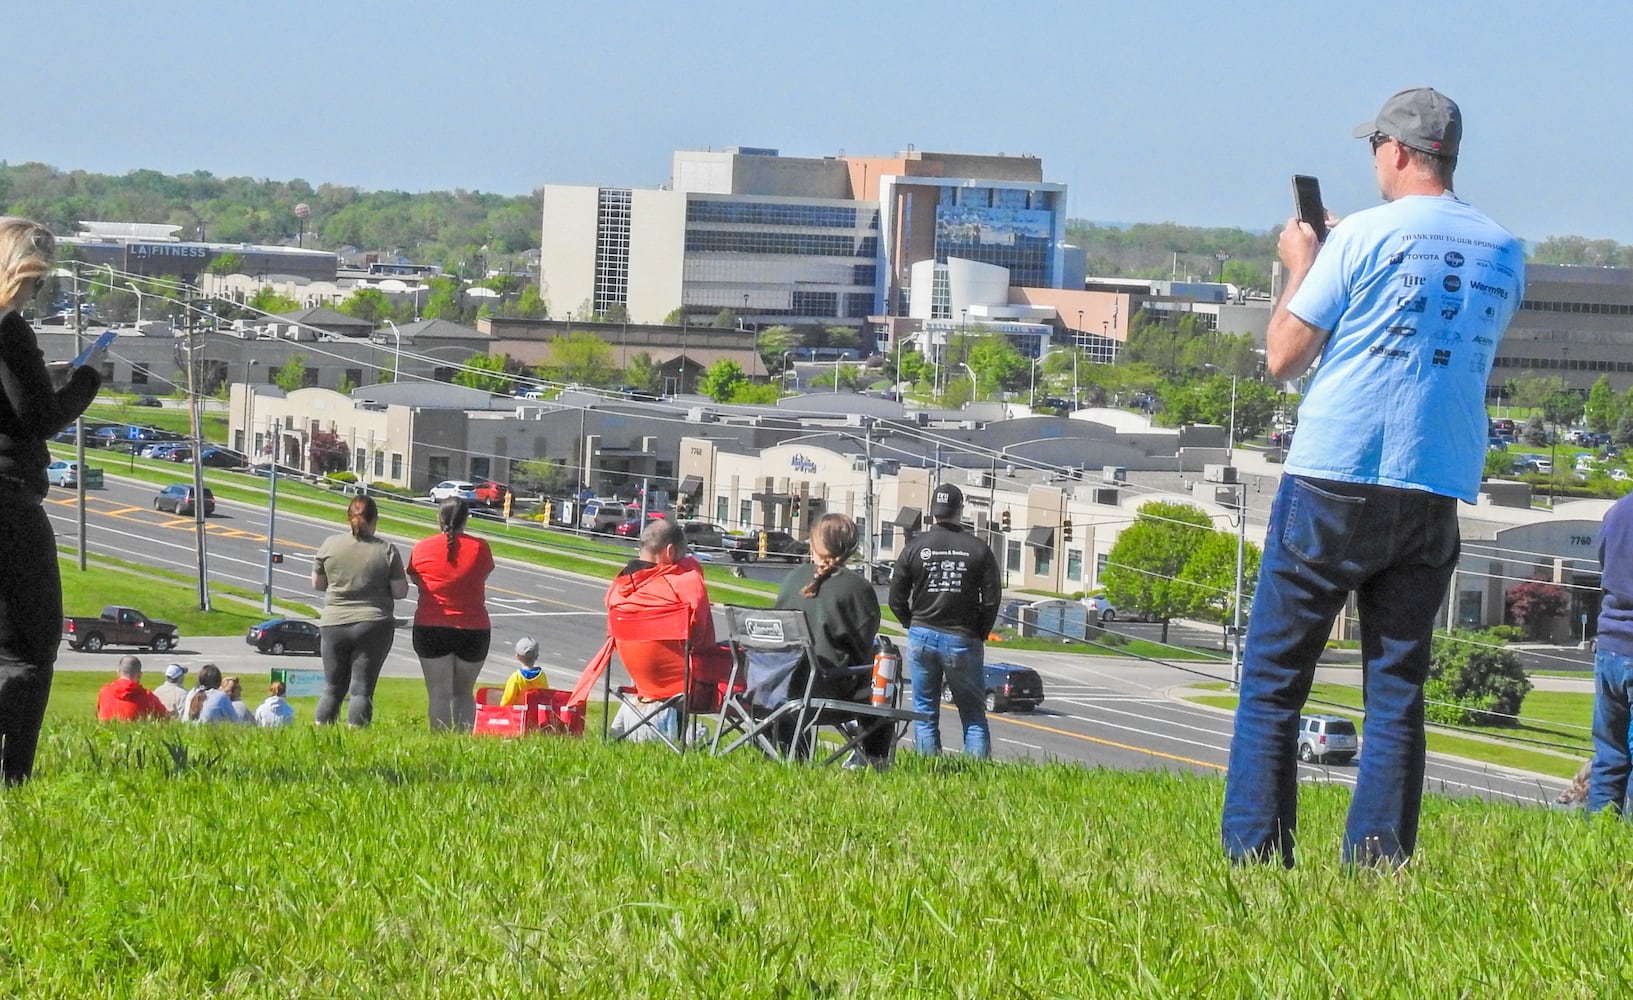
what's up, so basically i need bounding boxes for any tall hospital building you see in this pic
[538,147,1075,333]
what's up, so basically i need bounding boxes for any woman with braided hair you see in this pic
[407,499,495,730]
[774,513,890,759]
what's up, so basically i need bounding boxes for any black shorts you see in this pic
[411,625,492,662]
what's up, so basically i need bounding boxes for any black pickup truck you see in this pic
[723,530,809,563]
[62,606,180,653]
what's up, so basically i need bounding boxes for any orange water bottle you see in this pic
[871,637,900,706]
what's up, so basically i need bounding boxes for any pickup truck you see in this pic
[723,529,809,563]
[62,606,181,653]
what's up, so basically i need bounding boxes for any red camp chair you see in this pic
[601,603,698,752]
[472,687,584,738]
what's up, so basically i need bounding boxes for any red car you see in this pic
[473,480,510,507]
[613,512,669,537]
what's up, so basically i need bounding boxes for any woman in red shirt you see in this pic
[407,499,496,730]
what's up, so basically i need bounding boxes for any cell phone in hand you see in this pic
[72,329,118,369]
[1292,174,1327,242]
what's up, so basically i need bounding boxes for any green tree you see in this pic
[512,458,576,497]
[1506,374,1565,413]
[1159,375,1279,440]
[338,288,390,327]
[757,326,801,370]
[966,336,1028,398]
[1483,449,1514,478]
[1585,375,1620,435]
[511,283,548,319]
[729,382,783,404]
[822,326,860,350]
[453,352,514,394]
[886,344,929,386]
[1101,501,1214,643]
[1178,529,1261,626]
[548,331,615,386]
[1426,629,1533,726]
[699,360,747,403]
[420,277,465,321]
[206,252,245,277]
[623,352,660,393]
[662,306,688,326]
[247,287,301,315]
[272,353,308,392]
[713,308,737,329]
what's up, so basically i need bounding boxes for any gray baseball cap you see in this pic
[1352,87,1461,157]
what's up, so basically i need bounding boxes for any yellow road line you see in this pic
[979,707,1226,771]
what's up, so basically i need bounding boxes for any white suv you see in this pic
[1297,714,1359,764]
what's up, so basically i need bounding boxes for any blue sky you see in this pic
[11,1,1632,244]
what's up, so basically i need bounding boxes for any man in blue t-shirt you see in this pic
[1221,87,1525,868]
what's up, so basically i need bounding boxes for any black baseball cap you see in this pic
[930,484,964,517]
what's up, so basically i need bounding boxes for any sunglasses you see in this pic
[1368,132,1394,153]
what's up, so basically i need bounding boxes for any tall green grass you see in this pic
[5,674,1631,997]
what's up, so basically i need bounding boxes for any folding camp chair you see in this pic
[601,602,698,752]
[711,607,928,765]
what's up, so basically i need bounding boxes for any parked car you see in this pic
[162,446,194,463]
[580,499,633,533]
[613,518,645,538]
[679,519,728,552]
[62,605,179,653]
[980,663,1045,713]
[1082,595,1154,623]
[723,530,809,563]
[46,460,94,488]
[472,480,510,507]
[246,618,321,655]
[198,447,246,468]
[153,483,216,517]
[428,480,479,502]
[1297,713,1359,764]
[132,395,164,407]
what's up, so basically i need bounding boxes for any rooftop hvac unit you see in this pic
[965,470,993,488]
[687,407,718,423]
[1102,465,1127,483]
[913,412,930,427]
[845,414,876,428]
[1092,487,1121,505]
[1203,463,1239,484]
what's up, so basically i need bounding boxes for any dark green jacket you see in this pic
[775,564,881,682]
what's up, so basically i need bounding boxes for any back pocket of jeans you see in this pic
[1282,479,1367,566]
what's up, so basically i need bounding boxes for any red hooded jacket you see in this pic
[96,677,170,722]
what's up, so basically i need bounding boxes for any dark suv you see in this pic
[154,484,216,517]
[981,662,1045,713]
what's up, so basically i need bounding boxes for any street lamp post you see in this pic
[384,320,403,383]
[243,359,258,455]
[1075,309,1084,407]
[959,361,977,400]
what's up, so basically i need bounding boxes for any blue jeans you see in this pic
[907,625,989,759]
[1589,647,1633,815]
[1221,476,1460,867]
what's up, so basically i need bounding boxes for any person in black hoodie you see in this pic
[888,484,1001,759]
[0,217,103,782]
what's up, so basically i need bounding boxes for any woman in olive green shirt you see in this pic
[312,496,408,726]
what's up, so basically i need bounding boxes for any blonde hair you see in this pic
[0,217,55,308]
[802,513,859,598]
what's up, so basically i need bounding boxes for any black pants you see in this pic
[0,498,62,783]
[317,619,396,727]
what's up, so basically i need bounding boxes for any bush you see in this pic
[1425,628,1532,726]
[325,472,358,484]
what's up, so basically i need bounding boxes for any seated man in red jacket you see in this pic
[605,519,728,738]
[96,655,170,722]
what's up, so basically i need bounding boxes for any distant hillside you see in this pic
[1067,219,1278,292]
[0,161,540,274]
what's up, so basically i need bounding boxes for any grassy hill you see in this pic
[4,678,1628,997]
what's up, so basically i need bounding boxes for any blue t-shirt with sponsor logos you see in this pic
[1285,193,1524,501]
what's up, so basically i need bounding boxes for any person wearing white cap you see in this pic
[152,663,191,718]
[1222,87,1525,870]
[500,636,548,707]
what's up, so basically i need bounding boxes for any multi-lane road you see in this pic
[47,475,1571,807]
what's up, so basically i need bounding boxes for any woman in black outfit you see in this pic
[0,218,103,782]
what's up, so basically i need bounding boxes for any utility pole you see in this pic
[73,266,88,570]
[188,284,210,610]
[862,419,877,572]
[264,419,280,614]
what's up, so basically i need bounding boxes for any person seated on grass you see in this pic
[95,655,170,723]
[222,676,253,724]
[182,664,246,725]
[500,636,549,707]
[605,519,727,742]
[151,662,190,718]
[254,681,296,727]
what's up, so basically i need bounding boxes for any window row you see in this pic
[686,232,878,258]
[1522,299,1633,315]
[686,201,875,230]
[1492,355,1633,373]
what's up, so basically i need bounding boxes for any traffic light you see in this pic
[1062,518,1073,543]
[1000,509,1011,532]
